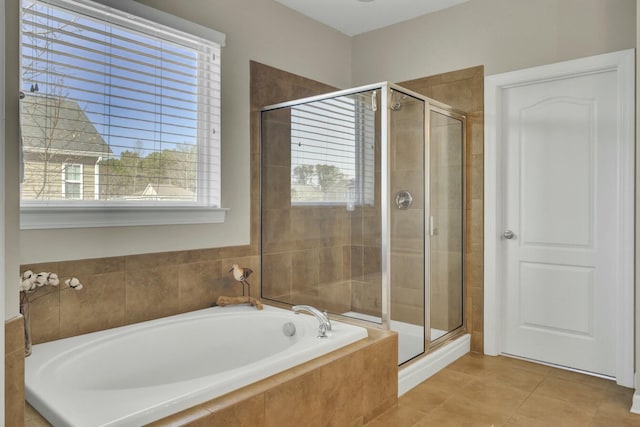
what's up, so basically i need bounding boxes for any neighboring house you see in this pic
[20,94,112,200]
[124,183,196,201]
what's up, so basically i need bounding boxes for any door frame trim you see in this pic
[484,49,635,387]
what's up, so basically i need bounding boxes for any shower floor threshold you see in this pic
[341,312,446,364]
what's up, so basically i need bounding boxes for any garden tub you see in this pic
[25,304,368,426]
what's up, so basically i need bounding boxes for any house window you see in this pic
[19,0,226,229]
[290,91,375,206]
[62,163,82,199]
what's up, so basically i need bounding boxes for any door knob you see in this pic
[503,229,515,239]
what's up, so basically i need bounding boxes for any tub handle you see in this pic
[292,305,332,338]
[318,323,328,339]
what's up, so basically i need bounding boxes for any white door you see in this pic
[484,50,635,386]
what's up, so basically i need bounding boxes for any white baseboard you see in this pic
[398,333,470,396]
[631,390,640,414]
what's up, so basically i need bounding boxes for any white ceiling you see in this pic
[273,0,469,36]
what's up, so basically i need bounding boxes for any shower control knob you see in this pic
[503,229,515,239]
[395,190,413,210]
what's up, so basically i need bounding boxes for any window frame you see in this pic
[61,162,82,200]
[19,0,227,230]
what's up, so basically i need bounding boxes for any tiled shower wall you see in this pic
[349,195,383,316]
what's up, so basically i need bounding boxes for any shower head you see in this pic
[390,91,407,111]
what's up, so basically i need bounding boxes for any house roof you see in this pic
[124,183,196,201]
[21,94,112,158]
[142,183,195,198]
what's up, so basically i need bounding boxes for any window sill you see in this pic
[20,205,228,230]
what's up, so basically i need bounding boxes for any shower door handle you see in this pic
[503,229,515,239]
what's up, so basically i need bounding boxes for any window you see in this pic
[20,0,226,229]
[62,163,82,199]
[290,91,375,207]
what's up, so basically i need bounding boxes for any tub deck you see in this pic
[148,325,397,427]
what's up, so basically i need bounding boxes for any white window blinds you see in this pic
[290,91,375,206]
[20,0,221,209]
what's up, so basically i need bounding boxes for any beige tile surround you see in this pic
[22,251,260,345]
[150,328,397,426]
[6,315,25,427]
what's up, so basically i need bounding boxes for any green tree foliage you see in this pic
[293,165,315,185]
[315,164,345,194]
[100,145,196,199]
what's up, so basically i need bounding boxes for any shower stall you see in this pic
[260,82,466,366]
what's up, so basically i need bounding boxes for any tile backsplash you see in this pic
[22,249,260,344]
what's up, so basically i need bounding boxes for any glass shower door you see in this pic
[260,88,383,322]
[389,90,426,364]
[429,109,464,342]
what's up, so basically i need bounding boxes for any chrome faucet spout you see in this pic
[292,305,332,337]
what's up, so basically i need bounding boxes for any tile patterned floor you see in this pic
[26,352,639,426]
[365,353,639,427]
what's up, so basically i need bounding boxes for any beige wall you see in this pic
[636,0,640,404]
[16,0,352,266]
[351,0,635,84]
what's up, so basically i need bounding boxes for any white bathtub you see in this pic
[25,304,368,427]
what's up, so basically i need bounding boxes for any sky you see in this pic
[22,0,205,158]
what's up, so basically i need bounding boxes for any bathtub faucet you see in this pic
[292,305,332,338]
